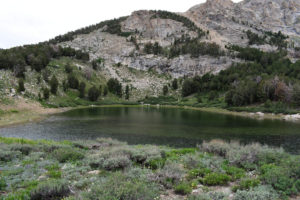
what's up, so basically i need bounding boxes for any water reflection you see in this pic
[0,106,300,153]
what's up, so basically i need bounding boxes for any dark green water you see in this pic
[1,106,300,153]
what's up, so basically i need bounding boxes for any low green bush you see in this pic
[82,172,160,200]
[223,165,245,180]
[0,150,22,162]
[174,182,192,195]
[187,168,212,180]
[188,192,228,200]
[157,161,186,188]
[129,146,162,165]
[232,178,261,192]
[199,141,230,157]
[47,170,62,179]
[0,177,7,191]
[202,172,231,186]
[30,180,70,200]
[260,165,297,196]
[102,155,132,170]
[51,147,84,163]
[10,144,35,155]
[145,158,166,170]
[233,185,279,200]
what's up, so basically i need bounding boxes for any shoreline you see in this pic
[0,101,299,129]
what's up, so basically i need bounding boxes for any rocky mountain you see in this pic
[185,0,300,47]
[1,0,300,101]
[60,0,299,83]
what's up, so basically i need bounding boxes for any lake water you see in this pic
[1,106,300,153]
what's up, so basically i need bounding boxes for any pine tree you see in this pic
[17,79,25,93]
[88,86,100,101]
[125,85,130,100]
[172,79,178,90]
[163,85,168,96]
[50,76,59,95]
[43,88,50,100]
[79,82,86,98]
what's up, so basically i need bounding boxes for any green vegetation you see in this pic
[43,88,50,100]
[1,137,299,200]
[79,82,86,98]
[151,10,204,34]
[0,44,89,77]
[49,16,131,43]
[107,78,122,97]
[143,38,224,59]
[175,46,300,114]
[50,75,59,95]
[246,30,288,49]
[17,79,25,93]
[163,85,169,96]
[88,86,100,101]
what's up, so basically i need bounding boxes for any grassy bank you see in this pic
[0,137,299,200]
[141,96,300,122]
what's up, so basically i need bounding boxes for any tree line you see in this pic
[0,43,89,78]
[182,47,300,107]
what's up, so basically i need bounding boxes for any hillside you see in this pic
[0,0,300,116]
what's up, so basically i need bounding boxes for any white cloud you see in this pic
[0,0,242,49]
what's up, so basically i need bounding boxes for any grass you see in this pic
[0,137,299,200]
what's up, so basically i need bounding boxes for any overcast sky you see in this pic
[0,0,241,49]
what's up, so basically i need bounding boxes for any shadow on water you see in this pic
[1,106,300,153]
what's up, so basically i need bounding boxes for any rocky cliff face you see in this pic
[185,0,300,47]
[61,10,237,80]
[59,0,299,94]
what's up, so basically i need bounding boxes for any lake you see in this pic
[1,106,300,153]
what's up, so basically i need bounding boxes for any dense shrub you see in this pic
[188,192,228,200]
[223,165,246,180]
[129,146,162,165]
[51,147,84,163]
[163,85,169,96]
[199,140,230,157]
[30,180,70,200]
[65,63,73,73]
[82,172,160,200]
[233,185,279,200]
[107,78,122,97]
[172,79,178,90]
[260,165,297,196]
[10,144,35,155]
[144,42,163,55]
[187,168,212,180]
[49,75,59,95]
[174,182,192,195]
[43,88,50,100]
[17,79,25,93]
[202,172,231,186]
[200,141,286,169]
[102,155,132,170]
[79,82,86,98]
[157,160,186,188]
[88,86,100,101]
[0,177,7,191]
[125,85,130,100]
[232,178,261,192]
[0,150,22,162]
[67,74,79,89]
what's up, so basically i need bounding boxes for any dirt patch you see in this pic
[0,97,68,128]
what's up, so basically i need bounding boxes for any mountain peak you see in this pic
[206,0,234,6]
